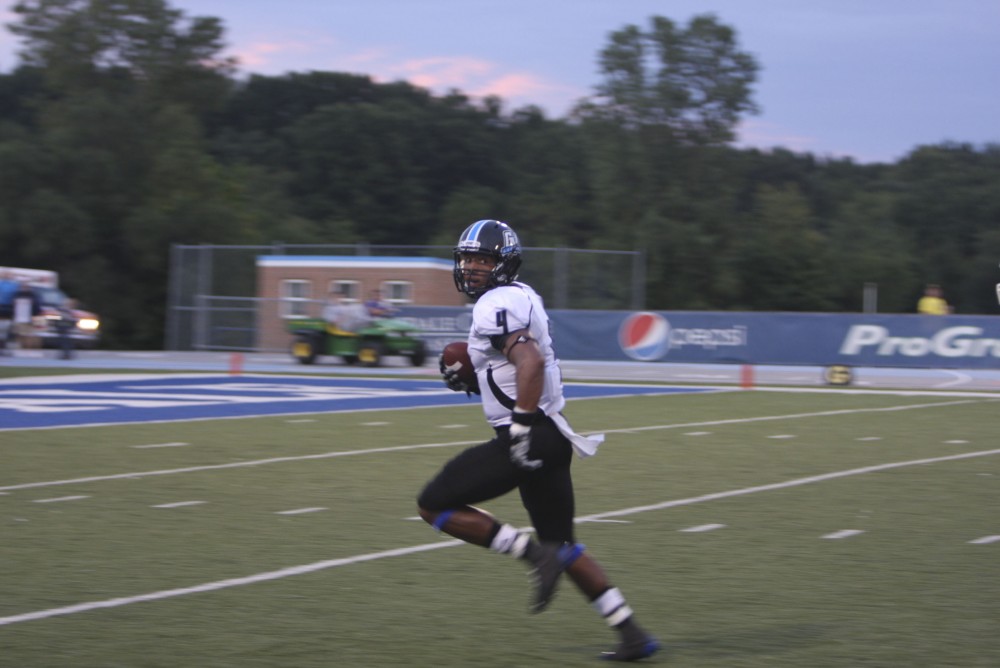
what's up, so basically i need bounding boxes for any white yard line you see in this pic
[577,448,1000,521]
[0,541,464,627]
[276,507,327,515]
[32,495,90,504]
[750,387,1000,398]
[680,523,727,533]
[0,399,985,493]
[822,529,865,540]
[601,399,989,436]
[152,501,206,509]
[0,440,482,492]
[2,446,998,628]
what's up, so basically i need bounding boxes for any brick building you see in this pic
[256,255,466,349]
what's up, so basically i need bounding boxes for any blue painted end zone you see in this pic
[0,375,714,430]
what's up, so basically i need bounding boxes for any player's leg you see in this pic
[519,421,660,661]
[566,554,660,661]
[417,438,536,550]
[416,503,496,546]
[514,421,577,613]
[417,433,574,610]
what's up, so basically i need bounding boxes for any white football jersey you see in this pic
[467,282,603,457]
[467,282,566,427]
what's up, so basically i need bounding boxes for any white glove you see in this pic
[509,421,542,470]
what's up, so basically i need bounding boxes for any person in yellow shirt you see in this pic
[917,284,950,315]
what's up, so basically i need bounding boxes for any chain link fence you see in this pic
[166,243,645,351]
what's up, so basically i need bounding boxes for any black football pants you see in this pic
[417,416,576,544]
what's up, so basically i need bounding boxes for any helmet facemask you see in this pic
[454,251,522,298]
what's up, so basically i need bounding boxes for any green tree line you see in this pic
[1,1,998,348]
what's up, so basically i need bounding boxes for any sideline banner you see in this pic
[397,306,1000,369]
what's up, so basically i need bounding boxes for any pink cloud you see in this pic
[383,56,494,88]
[229,34,337,72]
[233,42,299,68]
[373,55,585,114]
[471,73,550,99]
[228,39,586,116]
[735,119,887,162]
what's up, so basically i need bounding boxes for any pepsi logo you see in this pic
[619,312,670,361]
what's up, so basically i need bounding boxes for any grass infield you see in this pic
[1,382,998,667]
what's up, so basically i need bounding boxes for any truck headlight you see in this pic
[78,318,99,331]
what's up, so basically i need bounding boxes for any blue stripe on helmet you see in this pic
[466,219,491,244]
[458,219,498,253]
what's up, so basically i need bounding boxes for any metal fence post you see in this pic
[193,293,207,350]
[194,245,214,349]
[631,248,646,310]
[554,247,569,309]
[165,243,182,350]
[863,282,878,313]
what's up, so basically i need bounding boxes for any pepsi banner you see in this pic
[396,307,1000,369]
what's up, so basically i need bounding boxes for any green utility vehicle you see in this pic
[287,317,427,367]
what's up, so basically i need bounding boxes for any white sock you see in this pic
[592,587,634,627]
[489,524,531,558]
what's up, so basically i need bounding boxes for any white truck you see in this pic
[0,266,101,347]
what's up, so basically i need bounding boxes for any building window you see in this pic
[280,279,311,318]
[381,280,414,305]
[330,280,361,302]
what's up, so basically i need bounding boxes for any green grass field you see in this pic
[2,379,999,667]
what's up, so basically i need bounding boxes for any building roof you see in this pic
[256,256,453,271]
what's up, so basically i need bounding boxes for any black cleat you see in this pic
[600,635,661,662]
[525,541,565,613]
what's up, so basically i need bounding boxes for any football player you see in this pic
[417,219,660,662]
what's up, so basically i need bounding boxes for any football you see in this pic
[441,341,476,386]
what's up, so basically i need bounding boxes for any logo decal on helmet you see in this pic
[502,228,518,252]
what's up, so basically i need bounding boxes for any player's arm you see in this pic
[501,328,545,470]
[502,328,543,414]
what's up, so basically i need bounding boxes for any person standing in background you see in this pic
[54,298,78,360]
[916,284,950,315]
[0,271,18,355]
[12,281,42,350]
